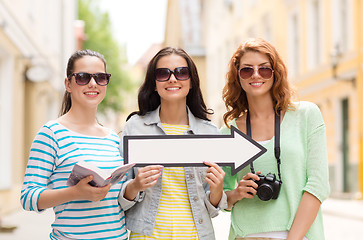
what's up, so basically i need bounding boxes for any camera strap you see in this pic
[246,109,282,182]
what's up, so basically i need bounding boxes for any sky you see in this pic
[99,0,168,65]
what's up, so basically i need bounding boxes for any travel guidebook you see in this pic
[67,160,135,187]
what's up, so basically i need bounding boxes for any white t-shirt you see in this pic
[246,231,308,239]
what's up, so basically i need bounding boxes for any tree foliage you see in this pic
[78,0,132,113]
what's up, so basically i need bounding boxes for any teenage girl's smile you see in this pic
[83,78,101,98]
[249,81,265,87]
[84,90,100,97]
[164,85,183,93]
[165,86,181,91]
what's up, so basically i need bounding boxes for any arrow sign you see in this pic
[123,126,266,175]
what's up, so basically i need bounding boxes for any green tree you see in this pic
[78,0,132,113]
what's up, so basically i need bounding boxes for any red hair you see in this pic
[222,38,295,127]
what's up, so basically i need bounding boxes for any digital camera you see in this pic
[254,173,282,201]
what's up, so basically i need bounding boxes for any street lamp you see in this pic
[330,44,342,80]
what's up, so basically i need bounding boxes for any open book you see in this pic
[67,161,135,187]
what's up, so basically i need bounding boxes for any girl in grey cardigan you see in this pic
[119,47,227,240]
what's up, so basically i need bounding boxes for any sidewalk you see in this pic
[322,197,363,221]
[0,209,53,240]
[214,197,363,239]
[320,198,363,239]
[1,197,363,239]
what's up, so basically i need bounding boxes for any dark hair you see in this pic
[59,49,107,116]
[222,38,295,127]
[130,47,212,121]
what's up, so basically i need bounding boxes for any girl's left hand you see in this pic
[204,161,225,193]
[204,161,225,207]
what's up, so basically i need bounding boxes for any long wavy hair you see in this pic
[129,47,212,121]
[59,49,107,116]
[222,38,295,127]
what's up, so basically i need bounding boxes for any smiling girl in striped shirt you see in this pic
[21,49,127,239]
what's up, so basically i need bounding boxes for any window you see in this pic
[339,0,348,50]
[247,26,257,39]
[234,0,244,19]
[0,50,14,190]
[288,11,300,76]
[332,0,349,52]
[307,0,321,69]
[262,13,272,43]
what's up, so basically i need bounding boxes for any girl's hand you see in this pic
[124,165,163,201]
[37,175,110,209]
[204,161,225,207]
[225,172,260,210]
[133,165,164,191]
[235,172,260,199]
[204,161,225,193]
[73,175,111,201]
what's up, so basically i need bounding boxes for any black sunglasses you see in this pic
[239,66,274,80]
[155,67,190,82]
[68,72,111,86]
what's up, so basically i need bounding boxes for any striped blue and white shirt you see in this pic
[21,121,127,239]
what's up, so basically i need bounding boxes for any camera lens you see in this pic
[257,183,273,201]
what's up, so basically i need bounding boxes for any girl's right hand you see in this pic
[132,165,163,192]
[73,175,111,201]
[226,172,260,210]
[234,172,260,200]
[37,175,111,210]
[123,165,163,201]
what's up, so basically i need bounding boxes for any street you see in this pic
[213,198,363,239]
[1,198,363,239]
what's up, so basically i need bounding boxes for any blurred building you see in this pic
[164,0,363,198]
[164,0,208,103]
[118,43,163,129]
[0,0,76,215]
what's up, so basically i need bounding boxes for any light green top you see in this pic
[221,101,330,240]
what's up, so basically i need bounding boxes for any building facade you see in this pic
[164,0,209,101]
[165,0,363,197]
[0,0,76,215]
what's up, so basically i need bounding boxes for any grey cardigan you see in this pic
[118,106,227,240]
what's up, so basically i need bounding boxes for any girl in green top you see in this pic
[221,38,330,240]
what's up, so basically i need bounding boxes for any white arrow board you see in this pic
[124,126,266,175]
